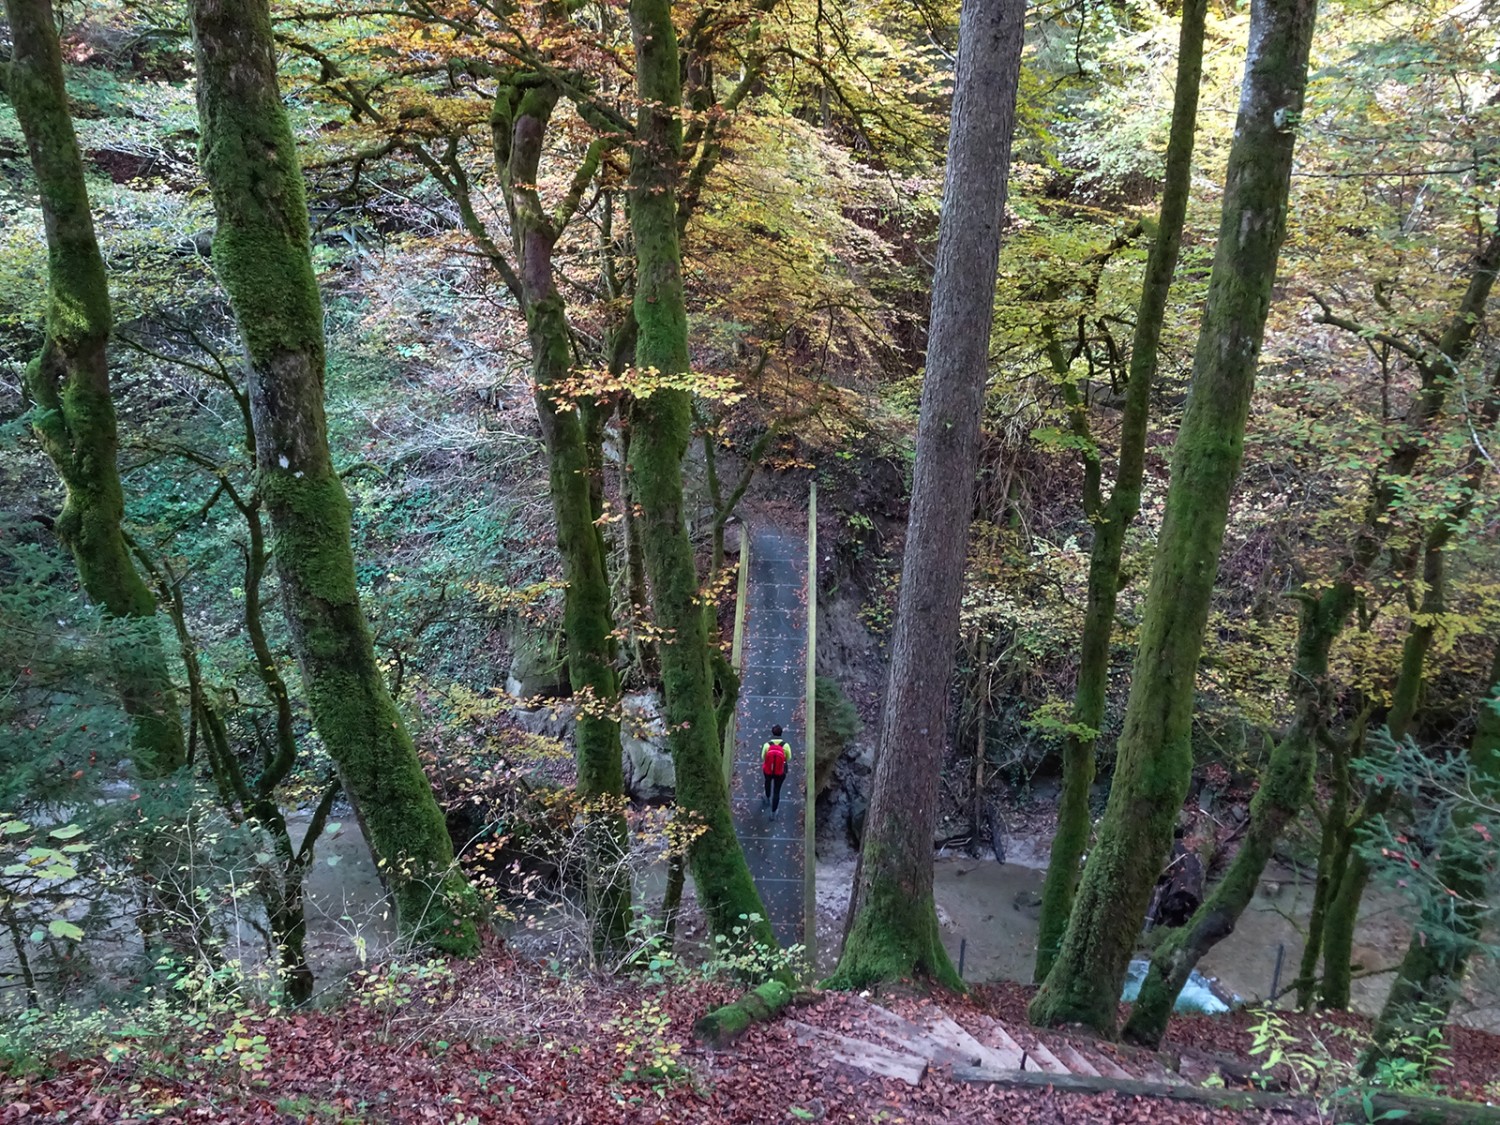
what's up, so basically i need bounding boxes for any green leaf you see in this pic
[790,1109,815,1120]
[48,824,83,841]
[325,854,342,867]
[48,919,84,941]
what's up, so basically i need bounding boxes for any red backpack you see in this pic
[762,740,788,778]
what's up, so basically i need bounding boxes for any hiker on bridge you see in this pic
[761,726,790,819]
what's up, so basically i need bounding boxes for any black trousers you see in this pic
[763,771,786,812]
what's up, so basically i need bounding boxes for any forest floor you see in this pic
[0,950,1343,1125]
[10,950,1500,1124]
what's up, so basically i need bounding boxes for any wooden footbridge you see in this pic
[723,490,818,957]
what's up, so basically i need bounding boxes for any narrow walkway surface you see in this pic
[729,525,808,948]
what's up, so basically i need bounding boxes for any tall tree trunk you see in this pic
[827,0,1025,992]
[493,75,633,957]
[1030,0,1318,1034]
[1363,370,1500,1053]
[4,0,186,778]
[620,417,660,683]
[1121,589,1342,1044]
[1034,0,1208,982]
[1296,718,1355,1007]
[626,0,777,952]
[1363,646,1500,1074]
[188,0,476,955]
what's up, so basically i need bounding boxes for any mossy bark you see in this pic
[1034,0,1207,983]
[830,0,1023,993]
[693,979,794,1045]
[1364,650,1500,1074]
[619,417,660,684]
[1295,719,1354,1008]
[1030,0,1317,1034]
[5,0,186,778]
[626,0,777,954]
[492,72,632,957]
[188,0,475,955]
[1121,583,1350,1044]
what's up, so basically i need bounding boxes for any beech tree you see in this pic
[1033,0,1208,982]
[1030,0,1319,1033]
[625,0,778,950]
[829,0,1025,990]
[2,0,186,779]
[188,0,477,954]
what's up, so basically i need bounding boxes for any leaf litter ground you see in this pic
[1,953,1341,1124]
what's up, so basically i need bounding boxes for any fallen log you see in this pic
[953,1065,1500,1124]
[693,979,795,1046]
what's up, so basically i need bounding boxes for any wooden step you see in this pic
[971,1016,1026,1070]
[929,1014,1018,1072]
[1054,1043,1100,1077]
[1137,1060,1189,1087]
[1021,1038,1071,1076]
[840,998,1013,1072]
[788,1020,928,1086]
[1086,1050,1134,1081]
[1176,1053,1220,1087]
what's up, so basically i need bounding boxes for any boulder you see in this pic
[815,739,874,853]
[506,622,569,701]
[512,702,575,741]
[621,691,675,803]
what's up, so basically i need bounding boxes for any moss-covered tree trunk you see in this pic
[626,0,777,952]
[493,75,632,956]
[1030,0,1317,1034]
[4,0,186,778]
[1362,373,1500,1054]
[188,0,475,954]
[619,416,660,684]
[1295,722,1353,1008]
[828,0,1024,992]
[1121,589,1345,1044]
[1363,647,1500,1074]
[1034,0,1207,983]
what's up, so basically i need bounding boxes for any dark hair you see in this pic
[772,725,783,737]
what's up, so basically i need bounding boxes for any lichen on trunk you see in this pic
[188,0,476,954]
[1030,0,1318,1034]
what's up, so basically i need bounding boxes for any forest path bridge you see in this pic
[726,520,812,951]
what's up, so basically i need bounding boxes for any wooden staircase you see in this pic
[787,994,1200,1090]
